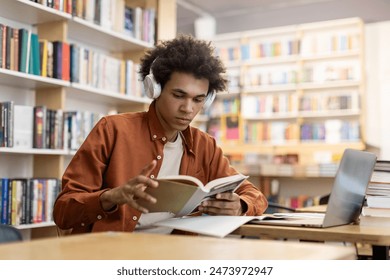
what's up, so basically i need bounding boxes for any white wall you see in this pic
[365,21,390,159]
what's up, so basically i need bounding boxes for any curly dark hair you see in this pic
[139,34,228,94]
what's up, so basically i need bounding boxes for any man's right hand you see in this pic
[99,160,158,213]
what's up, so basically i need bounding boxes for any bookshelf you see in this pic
[0,0,176,239]
[210,18,366,171]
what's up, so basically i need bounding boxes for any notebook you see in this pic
[253,149,377,228]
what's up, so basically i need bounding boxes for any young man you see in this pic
[53,35,268,234]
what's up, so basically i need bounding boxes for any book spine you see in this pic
[0,102,4,146]
[6,101,14,147]
[62,42,70,81]
[39,39,48,77]
[33,105,47,149]
[5,25,12,70]
[21,179,27,224]
[1,178,9,224]
[53,41,63,79]
[0,24,4,68]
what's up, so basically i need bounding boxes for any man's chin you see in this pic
[174,123,190,131]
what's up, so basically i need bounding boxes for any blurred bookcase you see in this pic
[208,18,366,207]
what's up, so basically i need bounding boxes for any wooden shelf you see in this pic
[68,18,153,53]
[16,221,55,230]
[243,112,299,120]
[0,69,150,107]
[243,84,297,93]
[0,68,70,89]
[298,80,361,90]
[0,147,69,155]
[300,49,360,61]
[67,83,151,106]
[0,0,71,25]
[220,141,365,157]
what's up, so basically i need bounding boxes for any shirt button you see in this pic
[162,137,166,141]
[157,155,162,160]
[132,216,138,221]
[153,135,157,139]
[97,215,102,220]
[150,175,155,179]
[81,223,85,227]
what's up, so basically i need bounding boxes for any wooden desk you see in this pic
[0,231,356,260]
[234,216,390,260]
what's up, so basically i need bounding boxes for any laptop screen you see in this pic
[323,149,377,227]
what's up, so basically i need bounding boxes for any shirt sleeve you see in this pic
[53,117,115,231]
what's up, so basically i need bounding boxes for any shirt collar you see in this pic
[147,101,194,150]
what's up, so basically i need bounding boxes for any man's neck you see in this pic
[168,132,179,142]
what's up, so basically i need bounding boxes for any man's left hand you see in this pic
[198,192,245,216]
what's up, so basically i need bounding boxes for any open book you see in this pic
[152,213,330,238]
[138,173,248,217]
[153,215,289,238]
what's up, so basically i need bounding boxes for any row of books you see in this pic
[206,118,360,144]
[70,44,144,97]
[305,163,339,177]
[302,63,359,83]
[216,39,301,62]
[300,120,360,142]
[362,160,390,218]
[215,32,360,62]
[226,72,240,90]
[241,63,360,87]
[30,0,72,14]
[242,120,360,143]
[0,177,61,226]
[31,0,156,44]
[300,32,361,56]
[207,116,241,143]
[222,91,359,118]
[0,101,103,150]
[241,94,297,117]
[208,97,240,118]
[0,24,41,75]
[299,91,359,112]
[244,122,298,144]
[0,21,145,97]
[243,68,298,87]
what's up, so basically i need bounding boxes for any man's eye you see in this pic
[194,98,205,103]
[173,94,184,98]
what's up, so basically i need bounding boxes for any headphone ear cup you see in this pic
[204,91,216,109]
[143,73,161,99]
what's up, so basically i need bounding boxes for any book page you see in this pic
[138,180,200,214]
[155,215,256,238]
[204,174,248,193]
[158,175,204,188]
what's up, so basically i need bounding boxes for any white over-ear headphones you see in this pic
[144,59,162,99]
[203,91,216,109]
[143,59,216,109]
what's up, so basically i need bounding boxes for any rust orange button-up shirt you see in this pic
[53,102,268,234]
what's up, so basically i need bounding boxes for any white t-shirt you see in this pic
[157,133,183,177]
[136,133,184,233]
